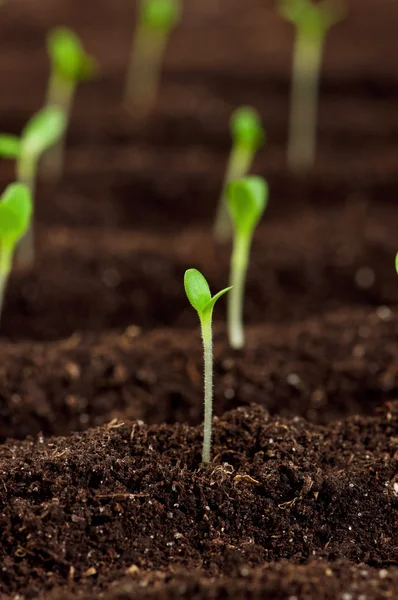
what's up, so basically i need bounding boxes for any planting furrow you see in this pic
[0,307,396,441]
[0,209,397,341]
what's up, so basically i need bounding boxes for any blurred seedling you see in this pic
[226,176,268,349]
[0,183,32,320]
[184,269,232,463]
[44,27,97,181]
[124,0,182,115]
[0,107,66,266]
[278,0,346,172]
[214,107,265,242]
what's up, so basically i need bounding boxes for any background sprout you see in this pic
[124,0,182,115]
[0,135,21,158]
[0,183,32,319]
[44,27,97,181]
[278,0,346,172]
[184,269,231,463]
[395,253,398,275]
[214,107,265,242]
[226,176,268,350]
[0,106,66,266]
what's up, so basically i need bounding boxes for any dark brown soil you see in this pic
[1,307,398,443]
[3,201,398,341]
[1,404,398,599]
[0,0,398,598]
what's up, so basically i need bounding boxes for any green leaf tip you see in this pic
[141,0,182,31]
[230,106,265,151]
[184,269,211,314]
[0,134,21,159]
[227,176,268,236]
[0,183,32,248]
[21,106,67,157]
[395,252,398,275]
[278,0,346,39]
[47,27,97,82]
[184,268,231,317]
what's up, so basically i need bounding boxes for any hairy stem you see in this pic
[228,233,250,350]
[288,32,324,172]
[200,315,213,463]
[213,146,253,242]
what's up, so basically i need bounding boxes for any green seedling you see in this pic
[44,27,97,181]
[395,253,398,275]
[124,0,182,114]
[226,176,268,349]
[278,0,345,172]
[214,107,265,242]
[184,269,232,463]
[0,106,66,266]
[0,183,32,319]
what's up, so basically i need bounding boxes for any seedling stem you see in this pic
[227,176,268,349]
[278,0,345,172]
[0,243,12,318]
[228,234,250,349]
[124,0,182,115]
[288,31,323,171]
[16,154,36,265]
[43,27,96,181]
[45,72,75,180]
[184,269,231,463]
[201,315,213,463]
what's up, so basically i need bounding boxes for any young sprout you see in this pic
[44,27,97,181]
[124,0,182,115]
[0,183,32,320]
[395,253,398,275]
[214,107,265,242]
[184,269,232,463]
[278,0,345,172]
[226,176,268,350]
[0,106,66,266]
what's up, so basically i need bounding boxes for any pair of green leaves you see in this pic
[185,176,268,317]
[48,27,97,83]
[0,183,32,257]
[140,0,182,31]
[185,269,231,321]
[0,107,66,162]
[278,0,346,41]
